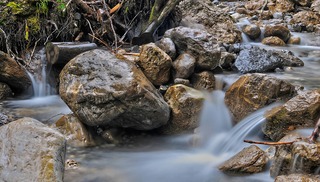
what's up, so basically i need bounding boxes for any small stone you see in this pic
[264,25,291,42]
[262,36,286,46]
[172,53,196,79]
[287,36,301,44]
[219,145,268,174]
[191,71,215,92]
[242,24,261,40]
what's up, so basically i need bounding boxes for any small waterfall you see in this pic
[27,48,52,97]
[196,91,282,155]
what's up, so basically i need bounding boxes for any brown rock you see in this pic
[158,84,205,134]
[271,140,320,177]
[287,36,301,44]
[219,145,268,174]
[0,51,31,93]
[172,53,196,79]
[0,82,12,100]
[262,36,286,46]
[245,0,265,10]
[138,43,172,86]
[225,74,296,123]
[219,52,236,70]
[242,24,261,40]
[291,11,320,26]
[264,25,291,42]
[263,89,320,141]
[55,114,95,147]
[59,49,170,130]
[275,0,295,12]
[276,174,320,182]
[191,71,215,92]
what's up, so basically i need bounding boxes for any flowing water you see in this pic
[1,24,320,181]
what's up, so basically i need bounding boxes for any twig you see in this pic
[88,33,113,52]
[85,18,95,42]
[308,117,320,143]
[104,7,118,52]
[119,10,142,43]
[0,27,10,54]
[244,139,299,146]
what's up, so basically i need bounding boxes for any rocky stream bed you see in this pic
[1,0,320,181]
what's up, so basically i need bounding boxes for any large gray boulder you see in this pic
[59,49,170,130]
[0,51,31,93]
[164,26,221,71]
[235,46,304,73]
[0,117,66,182]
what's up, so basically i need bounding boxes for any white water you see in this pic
[4,49,71,122]
[64,91,275,182]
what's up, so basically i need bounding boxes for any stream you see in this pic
[1,28,320,182]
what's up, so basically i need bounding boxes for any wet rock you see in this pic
[275,174,320,182]
[245,0,265,11]
[174,78,191,86]
[157,37,177,60]
[0,113,8,126]
[225,74,296,122]
[0,117,66,181]
[261,10,274,20]
[311,0,320,13]
[0,82,12,100]
[138,43,172,86]
[219,145,268,174]
[271,140,320,177]
[172,53,196,79]
[292,0,312,6]
[55,114,95,147]
[59,49,170,130]
[275,0,295,13]
[0,51,31,93]
[220,52,236,70]
[291,11,320,26]
[158,84,205,134]
[264,25,291,42]
[287,36,301,44]
[262,36,286,46]
[263,89,320,141]
[242,24,261,40]
[178,0,241,44]
[164,26,221,70]
[191,71,215,92]
[234,46,303,73]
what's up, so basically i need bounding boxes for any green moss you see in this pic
[148,4,156,23]
[27,16,40,33]
[6,2,24,14]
